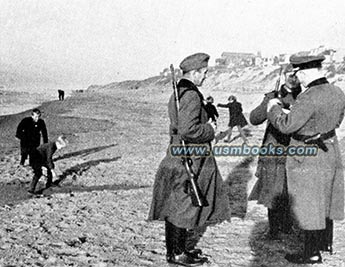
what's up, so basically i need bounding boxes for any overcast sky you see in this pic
[1,0,345,89]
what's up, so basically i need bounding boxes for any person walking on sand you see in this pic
[217,95,248,143]
[15,108,48,166]
[204,96,219,127]
[58,90,65,101]
[148,53,231,267]
[27,135,67,194]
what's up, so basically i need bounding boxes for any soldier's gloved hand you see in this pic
[267,98,282,112]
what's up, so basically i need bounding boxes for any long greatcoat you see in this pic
[248,91,291,209]
[148,79,231,229]
[268,78,345,230]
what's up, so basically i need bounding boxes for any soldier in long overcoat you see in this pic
[268,54,345,264]
[249,73,301,238]
[148,53,231,266]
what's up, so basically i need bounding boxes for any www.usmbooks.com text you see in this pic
[170,143,318,157]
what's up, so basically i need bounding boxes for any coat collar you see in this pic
[307,77,329,88]
[178,78,198,90]
[177,78,204,101]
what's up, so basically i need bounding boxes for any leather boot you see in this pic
[185,228,208,263]
[168,252,205,267]
[165,220,174,260]
[319,218,333,254]
[28,174,40,194]
[285,230,322,264]
[20,157,26,166]
[267,208,279,239]
[28,167,42,194]
[165,220,205,266]
[277,195,292,234]
[45,169,53,188]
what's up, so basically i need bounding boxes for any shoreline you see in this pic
[0,103,44,116]
[0,90,72,117]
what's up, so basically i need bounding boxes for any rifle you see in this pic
[274,65,283,97]
[170,64,209,207]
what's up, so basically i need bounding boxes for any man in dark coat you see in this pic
[28,136,67,194]
[204,96,219,125]
[16,108,48,166]
[248,72,301,239]
[217,95,248,143]
[58,90,65,101]
[148,53,231,266]
[268,54,345,264]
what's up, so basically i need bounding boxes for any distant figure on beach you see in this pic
[204,96,219,127]
[28,136,67,194]
[58,89,65,101]
[15,108,48,166]
[216,95,248,143]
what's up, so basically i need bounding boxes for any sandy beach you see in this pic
[0,82,345,267]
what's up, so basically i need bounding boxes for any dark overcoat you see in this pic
[16,117,48,148]
[218,101,248,127]
[268,78,345,230]
[148,79,231,229]
[248,91,290,209]
[204,103,219,122]
[31,141,57,171]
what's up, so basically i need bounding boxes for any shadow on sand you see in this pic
[0,155,149,207]
[52,156,122,185]
[226,156,255,219]
[54,144,117,161]
[186,156,255,253]
[215,127,253,143]
[248,220,304,266]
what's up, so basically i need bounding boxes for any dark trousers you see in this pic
[303,218,333,257]
[318,218,333,253]
[268,194,292,236]
[58,91,65,100]
[29,166,53,192]
[20,146,35,166]
[165,219,206,259]
[268,208,292,235]
[165,220,186,258]
[185,226,207,252]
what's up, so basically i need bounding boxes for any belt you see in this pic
[292,129,336,152]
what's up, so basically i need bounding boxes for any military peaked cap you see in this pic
[290,54,325,70]
[179,53,210,72]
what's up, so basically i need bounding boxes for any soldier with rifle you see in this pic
[148,52,231,266]
[268,54,345,264]
[248,65,301,239]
